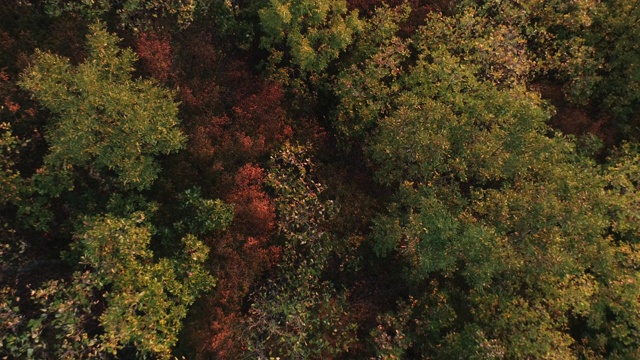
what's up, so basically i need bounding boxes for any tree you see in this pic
[587,0,640,136]
[43,0,201,29]
[19,23,185,196]
[1,23,232,359]
[244,144,356,359]
[0,122,27,206]
[259,0,362,77]
[334,8,640,358]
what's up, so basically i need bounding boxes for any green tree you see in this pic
[2,211,222,359]
[1,23,232,359]
[20,23,185,196]
[335,8,640,358]
[587,0,640,134]
[578,144,640,359]
[461,0,640,139]
[72,212,214,358]
[43,0,201,29]
[0,122,27,207]
[259,0,362,77]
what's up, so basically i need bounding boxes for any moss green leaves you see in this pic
[259,0,361,75]
[43,0,200,29]
[1,23,228,359]
[20,23,185,194]
[73,213,214,358]
[333,7,640,358]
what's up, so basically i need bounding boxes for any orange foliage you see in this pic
[232,83,293,154]
[162,32,294,357]
[135,32,173,82]
[227,164,275,237]
[181,80,292,183]
[4,98,19,114]
[202,165,279,357]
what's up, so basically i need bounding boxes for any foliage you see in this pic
[244,144,357,359]
[1,212,217,359]
[333,6,640,358]
[174,188,234,236]
[19,23,185,195]
[1,21,228,359]
[75,213,214,358]
[5,0,640,358]
[335,7,532,139]
[0,273,102,360]
[461,0,640,138]
[333,19,410,137]
[458,0,600,99]
[259,0,362,75]
[588,0,640,131]
[0,122,27,205]
[605,144,640,238]
[43,0,201,29]
[134,31,173,82]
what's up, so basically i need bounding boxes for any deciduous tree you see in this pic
[244,144,356,359]
[1,23,230,359]
[334,7,640,358]
[20,23,185,195]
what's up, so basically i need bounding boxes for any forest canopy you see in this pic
[2,0,640,359]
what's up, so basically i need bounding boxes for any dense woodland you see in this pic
[2,0,640,358]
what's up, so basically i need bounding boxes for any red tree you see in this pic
[135,31,173,82]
